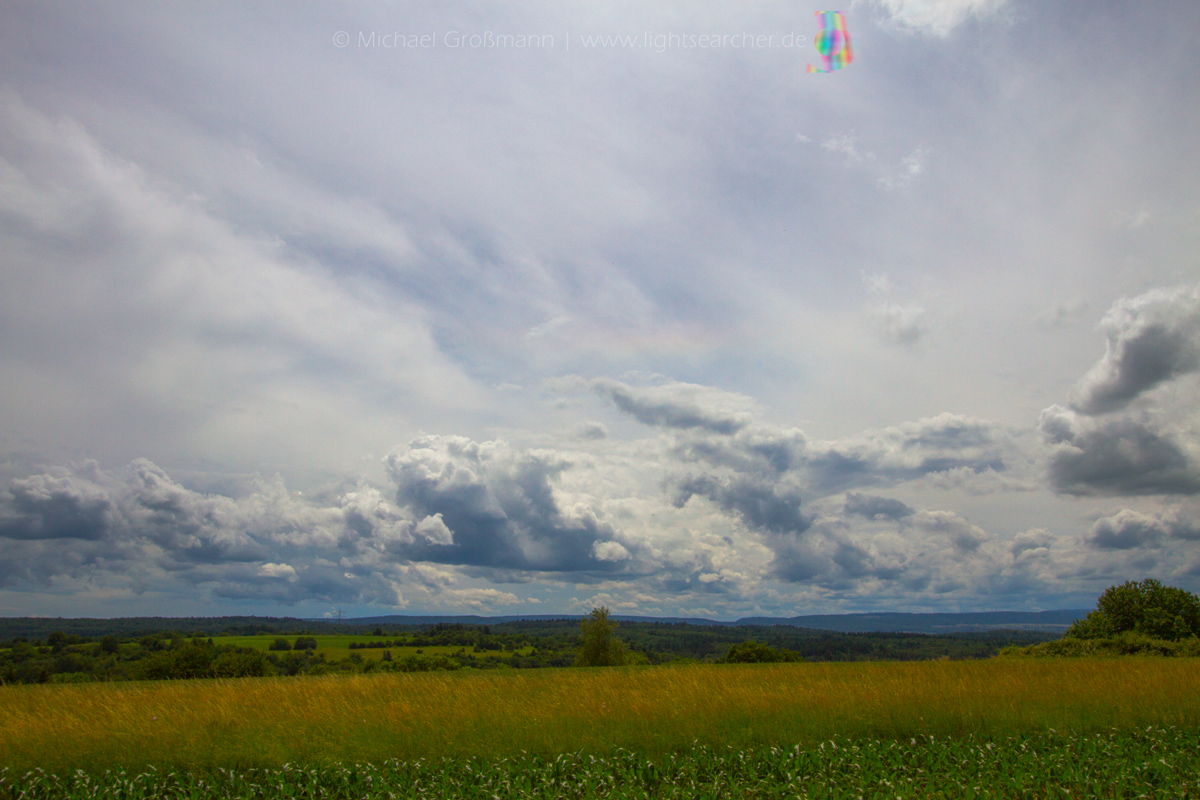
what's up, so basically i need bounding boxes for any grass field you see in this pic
[2,658,1198,776]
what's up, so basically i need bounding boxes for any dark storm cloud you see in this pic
[592,380,752,435]
[844,492,915,520]
[1073,286,1200,415]
[1040,406,1200,496]
[385,435,629,573]
[0,466,114,541]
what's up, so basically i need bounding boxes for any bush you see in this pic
[99,635,120,655]
[139,644,213,680]
[213,650,269,678]
[294,636,318,651]
[721,641,804,663]
[1004,631,1200,658]
[268,637,292,651]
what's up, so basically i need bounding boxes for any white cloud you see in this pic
[874,0,1010,37]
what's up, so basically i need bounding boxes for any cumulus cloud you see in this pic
[385,435,629,573]
[1085,508,1199,550]
[0,458,435,607]
[592,540,631,561]
[1040,406,1200,496]
[1009,528,1053,560]
[674,474,812,537]
[1072,286,1200,415]
[844,492,914,520]
[0,464,115,541]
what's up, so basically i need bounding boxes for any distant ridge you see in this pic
[733,610,1089,634]
[349,609,1088,634]
[0,609,1089,640]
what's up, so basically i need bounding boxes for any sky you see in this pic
[0,0,1198,620]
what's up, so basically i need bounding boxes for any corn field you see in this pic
[3,728,1199,799]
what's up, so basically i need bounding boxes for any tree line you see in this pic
[11,579,1191,684]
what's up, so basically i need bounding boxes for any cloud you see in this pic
[1036,299,1089,330]
[874,0,1010,37]
[844,492,915,520]
[592,540,630,561]
[1072,286,1200,414]
[864,273,930,346]
[674,474,812,538]
[872,303,930,346]
[592,379,754,434]
[385,435,628,573]
[0,458,411,604]
[576,421,608,440]
[806,413,1006,493]
[0,97,475,476]
[1009,528,1053,559]
[879,148,931,190]
[1040,406,1200,496]
[0,464,115,541]
[257,563,297,580]
[525,316,572,341]
[1085,508,1199,550]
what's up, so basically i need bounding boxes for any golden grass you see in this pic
[2,658,1198,773]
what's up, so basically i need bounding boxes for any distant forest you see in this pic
[0,614,1057,685]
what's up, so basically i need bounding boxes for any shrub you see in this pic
[213,650,269,678]
[294,636,318,651]
[268,637,292,651]
[721,640,804,663]
[138,644,213,680]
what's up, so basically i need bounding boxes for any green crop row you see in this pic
[3,728,1198,799]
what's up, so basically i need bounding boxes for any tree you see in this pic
[212,650,268,678]
[575,607,629,667]
[99,635,120,655]
[1067,579,1200,641]
[268,637,292,651]
[294,636,318,651]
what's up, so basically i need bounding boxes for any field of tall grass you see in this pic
[2,658,1198,775]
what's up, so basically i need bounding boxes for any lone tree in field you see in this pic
[575,606,629,666]
[1067,579,1200,641]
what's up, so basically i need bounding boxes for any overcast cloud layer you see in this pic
[1,1,1198,618]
